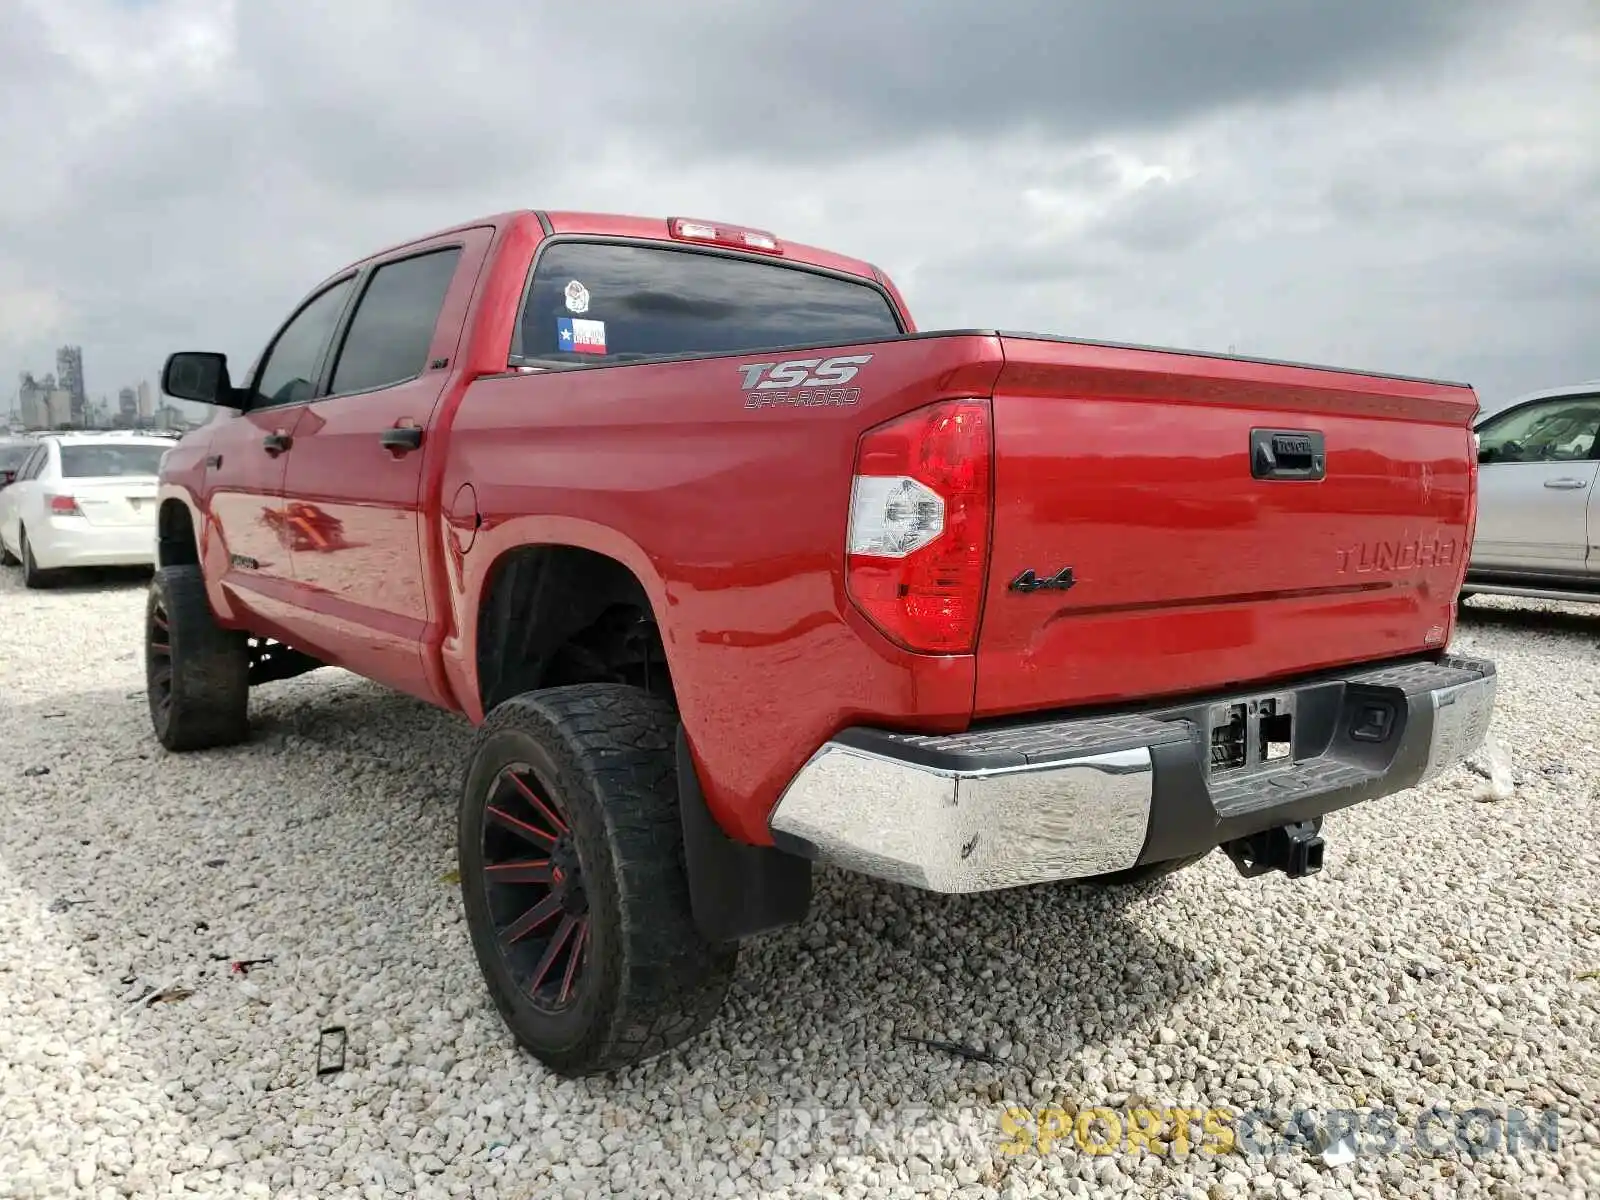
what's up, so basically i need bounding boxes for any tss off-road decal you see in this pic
[739,354,872,410]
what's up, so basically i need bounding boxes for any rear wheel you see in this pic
[20,528,57,589]
[459,684,737,1077]
[146,565,251,751]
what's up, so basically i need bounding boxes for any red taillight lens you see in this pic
[48,494,81,516]
[846,399,993,654]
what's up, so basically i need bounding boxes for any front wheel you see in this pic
[459,685,737,1077]
[146,565,251,751]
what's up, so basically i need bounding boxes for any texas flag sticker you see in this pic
[557,317,606,355]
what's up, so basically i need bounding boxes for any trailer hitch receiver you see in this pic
[1224,820,1325,879]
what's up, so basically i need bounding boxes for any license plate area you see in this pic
[1206,693,1296,777]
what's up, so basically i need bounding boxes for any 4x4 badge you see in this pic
[1009,567,1076,593]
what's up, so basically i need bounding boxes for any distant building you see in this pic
[56,345,86,423]
[18,372,54,429]
[46,389,73,427]
[118,386,138,422]
[136,380,153,419]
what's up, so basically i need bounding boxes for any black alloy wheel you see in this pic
[459,685,737,1076]
[147,590,175,728]
[480,764,592,1011]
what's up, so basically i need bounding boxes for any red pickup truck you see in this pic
[149,209,1495,1076]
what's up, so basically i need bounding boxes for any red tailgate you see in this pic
[975,337,1480,718]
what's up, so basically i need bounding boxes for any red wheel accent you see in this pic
[147,596,174,724]
[479,765,590,1012]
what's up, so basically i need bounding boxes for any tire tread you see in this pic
[466,684,735,1075]
[148,564,250,751]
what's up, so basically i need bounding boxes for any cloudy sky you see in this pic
[2,0,1595,419]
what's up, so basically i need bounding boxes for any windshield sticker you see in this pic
[563,280,590,314]
[557,317,607,355]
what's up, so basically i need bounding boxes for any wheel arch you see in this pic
[462,530,813,944]
[156,497,201,567]
[470,539,675,715]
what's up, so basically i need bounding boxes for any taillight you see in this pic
[48,494,82,516]
[667,217,783,255]
[846,399,993,654]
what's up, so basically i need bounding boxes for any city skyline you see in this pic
[10,342,200,433]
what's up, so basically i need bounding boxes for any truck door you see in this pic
[276,230,490,698]
[203,274,357,632]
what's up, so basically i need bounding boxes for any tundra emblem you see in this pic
[738,355,873,390]
[1335,532,1457,574]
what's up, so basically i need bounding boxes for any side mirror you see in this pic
[161,351,246,409]
[0,469,15,487]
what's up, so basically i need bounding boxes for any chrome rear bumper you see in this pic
[768,655,1496,893]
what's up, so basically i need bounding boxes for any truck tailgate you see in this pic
[975,336,1480,718]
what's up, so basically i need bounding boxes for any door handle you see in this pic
[380,426,424,453]
[262,432,293,457]
[1544,478,1587,490]
[204,454,223,469]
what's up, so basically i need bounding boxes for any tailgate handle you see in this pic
[1250,429,1325,481]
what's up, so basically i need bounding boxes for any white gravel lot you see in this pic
[0,565,1596,1200]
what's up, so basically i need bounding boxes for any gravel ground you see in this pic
[0,567,1596,1200]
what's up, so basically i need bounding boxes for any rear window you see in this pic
[59,443,168,478]
[514,241,902,364]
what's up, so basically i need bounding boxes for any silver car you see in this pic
[1465,379,1600,602]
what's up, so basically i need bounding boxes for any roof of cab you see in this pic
[343,210,884,284]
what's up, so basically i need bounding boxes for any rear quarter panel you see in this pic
[440,335,1004,844]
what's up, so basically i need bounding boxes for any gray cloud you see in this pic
[0,0,1594,421]
[593,0,1505,157]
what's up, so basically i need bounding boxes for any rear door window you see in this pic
[59,444,169,478]
[514,242,902,364]
[330,247,463,395]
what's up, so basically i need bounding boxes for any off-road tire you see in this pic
[1082,851,1211,888]
[459,684,737,1077]
[145,564,251,751]
[20,529,57,589]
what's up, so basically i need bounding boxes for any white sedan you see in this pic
[0,433,171,587]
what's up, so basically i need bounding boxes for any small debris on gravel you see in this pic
[21,765,49,777]
[0,576,1595,1197]
[902,1035,1006,1065]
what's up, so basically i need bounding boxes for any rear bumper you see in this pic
[30,518,156,570]
[768,654,1496,892]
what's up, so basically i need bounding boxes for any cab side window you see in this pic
[328,248,462,396]
[1477,395,1600,465]
[252,277,357,409]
